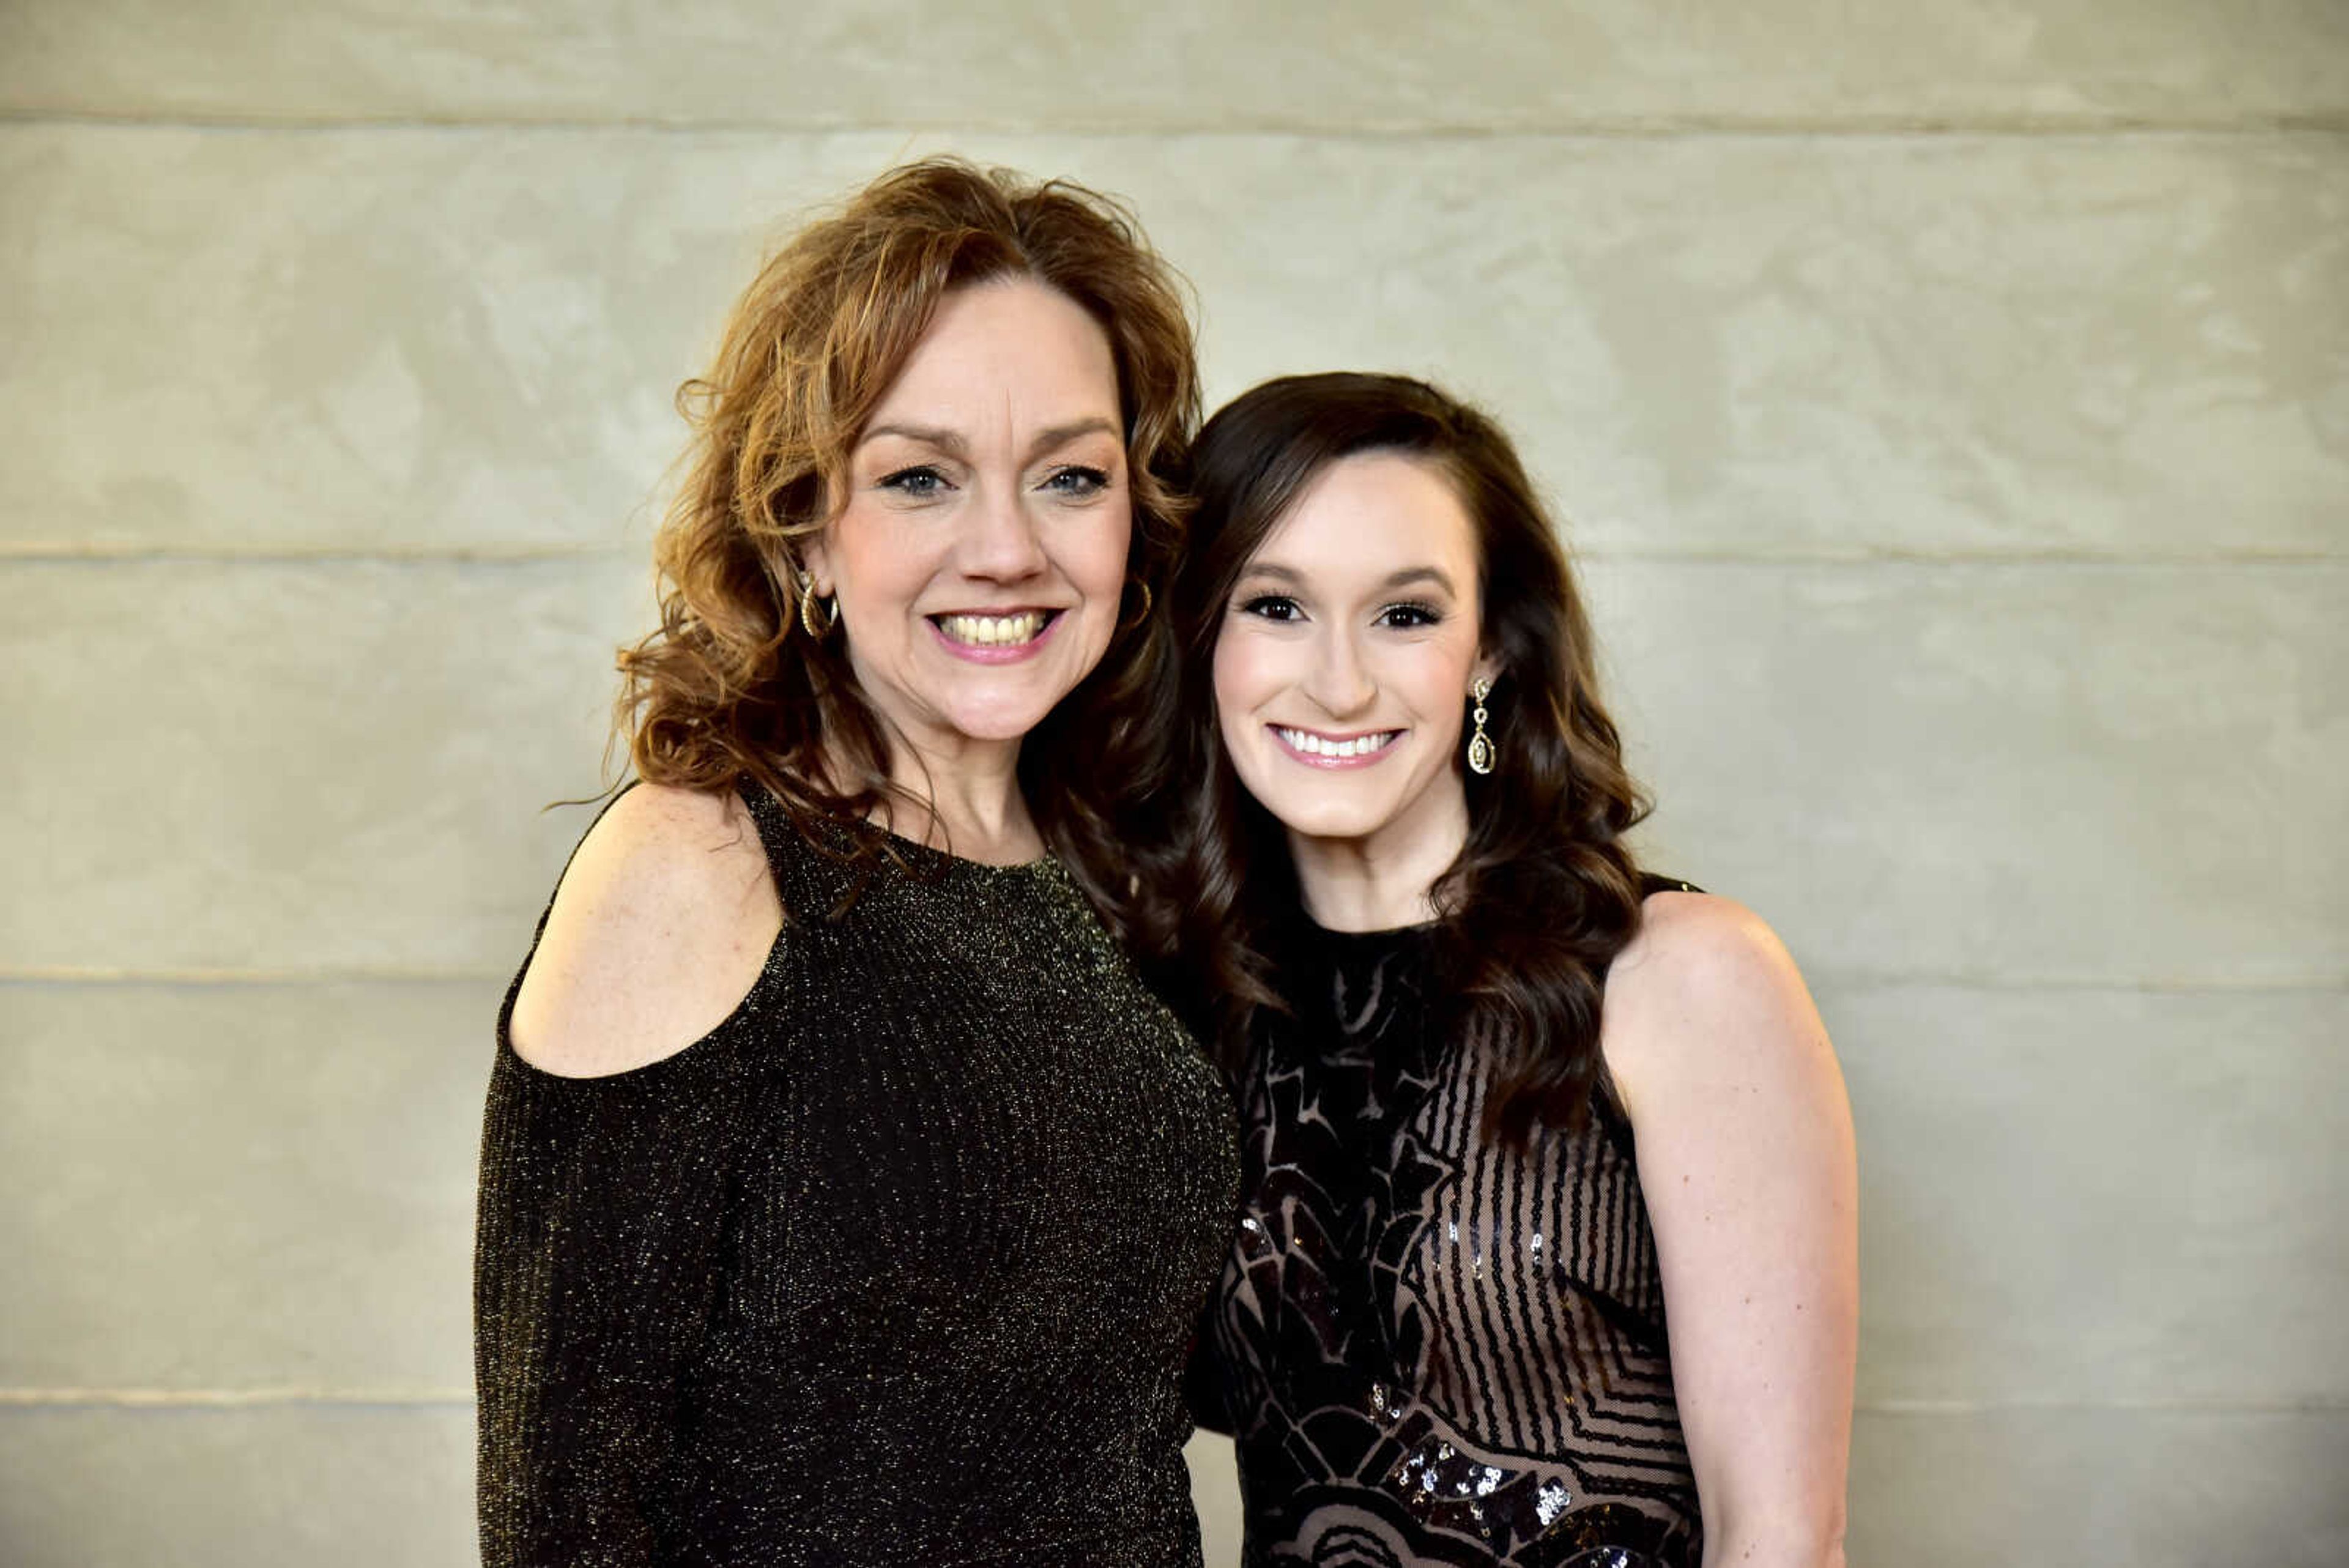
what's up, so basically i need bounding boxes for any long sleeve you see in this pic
[470,779,1239,1563]
[473,1042,740,1567]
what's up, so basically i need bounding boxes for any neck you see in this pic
[841,729,1042,866]
[1286,778,1470,933]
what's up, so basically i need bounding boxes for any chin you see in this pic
[944,705,1059,743]
[1287,814,1389,845]
[1245,790,1389,845]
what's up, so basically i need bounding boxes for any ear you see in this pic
[796,532,835,598]
[1472,650,1502,693]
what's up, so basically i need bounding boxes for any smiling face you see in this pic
[1212,449,1496,858]
[804,275,1131,759]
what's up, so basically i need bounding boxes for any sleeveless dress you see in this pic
[474,779,1241,1567]
[1191,881,1702,1568]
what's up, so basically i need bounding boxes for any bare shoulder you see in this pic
[508,783,783,1079]
[1601,890,1833,1116]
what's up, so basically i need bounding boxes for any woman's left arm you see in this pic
[1604,893,1858,1568]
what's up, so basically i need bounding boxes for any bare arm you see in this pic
[1603,893,1858,1568]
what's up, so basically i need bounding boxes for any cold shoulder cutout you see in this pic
[507,783,781,1080]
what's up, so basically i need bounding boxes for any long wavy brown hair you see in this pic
[1143,373,1652,1143]
[615,157,1200,923]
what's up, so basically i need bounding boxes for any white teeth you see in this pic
[938,611,1048,647]
[1275,726,1397,759]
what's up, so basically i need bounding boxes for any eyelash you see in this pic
[1041,465,1110,499]
[878,465,948,497]
[878,464,1111,499]
[1236,595,1444,628]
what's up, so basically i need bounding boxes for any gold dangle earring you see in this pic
[796,569,836,639]
[1466,677,1496,776]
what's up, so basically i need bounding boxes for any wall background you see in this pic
[3,3,2344,1563]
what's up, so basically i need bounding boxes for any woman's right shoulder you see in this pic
[507,782,784,1080]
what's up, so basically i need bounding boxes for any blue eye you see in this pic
[1376,601,1442,629]
[1239,594,1303,623]
[1041,466,1110,497]
[880,466,949,497]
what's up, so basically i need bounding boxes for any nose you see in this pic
[959,481,1049,583]
[1301,625,1377,718]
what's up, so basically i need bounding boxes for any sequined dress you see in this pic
[475,780,1241,1567]
[1191,888,1702,1568]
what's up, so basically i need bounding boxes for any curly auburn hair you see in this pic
[1142,373,1653,1143]
[615,157,1200,925]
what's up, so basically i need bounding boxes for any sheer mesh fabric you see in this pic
[1192,889,1701,1568]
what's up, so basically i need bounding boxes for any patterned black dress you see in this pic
[1191,885,1702,1568]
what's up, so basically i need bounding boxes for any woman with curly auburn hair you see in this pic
[473,158,1237,1567]
[1154,374,1857,1568]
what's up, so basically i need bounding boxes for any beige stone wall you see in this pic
[4,4,2344,1562]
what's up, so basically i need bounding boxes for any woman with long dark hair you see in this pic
[1154,374,1856,1567]
[473,160,1237,1566]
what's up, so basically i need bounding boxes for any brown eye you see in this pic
[1239,595,1304,623]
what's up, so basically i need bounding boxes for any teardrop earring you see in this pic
[1466,677,1496,776]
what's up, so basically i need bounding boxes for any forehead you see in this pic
[1249,450,1477,584]
[865,275,1121,428]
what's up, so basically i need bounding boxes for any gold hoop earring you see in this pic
[796,570,836,639]
[1117,578,1154,633]
[1466,676,1496,776]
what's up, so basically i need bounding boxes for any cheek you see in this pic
[1069,502,1134,597]
[1211,632,1277,740]
[825,511,922,608]
[1403,633,1481,724]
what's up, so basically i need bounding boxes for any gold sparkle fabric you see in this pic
[475,779,1241,1566]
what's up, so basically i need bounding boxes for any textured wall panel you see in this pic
[1830,984,2348,1406]
[4,0,2345,127]
[1184,1430,1242,1568]
[2,559,636,975]
[7,559,2339,979]
[7,127,2343,561]
[0,981,492,1391]
[0,1405,475,1568]
[1847,1407,2349,1567]
[1590,560,2348,985]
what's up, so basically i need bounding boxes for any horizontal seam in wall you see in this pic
[1805,972,2349,995]
[1861,1397,2349,1416]
[2,544,2341,569]
[0,544,639,565]
[0,110,2344,139]
[0,967,517,985]
[3,968,2342,993]
[0,1388,471,1410]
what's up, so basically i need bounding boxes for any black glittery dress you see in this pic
[1191,883,1703,1568]
[474,779,1241,1567]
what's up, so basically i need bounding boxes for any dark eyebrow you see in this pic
[1236,562,1459,596]
[1376,566,1457,595]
